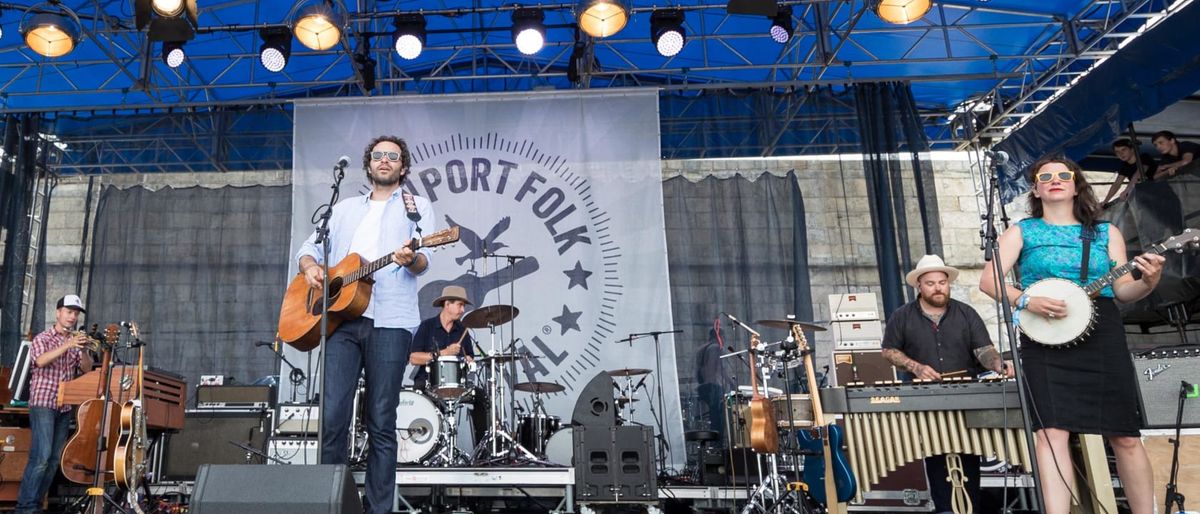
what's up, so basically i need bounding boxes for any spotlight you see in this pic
[512,8,546,55]
[874,0,932,25]
[577,0,627,38]
[650,9,685,58]
[393,13,426,60]
[162,40,185,68]
[20,6,83,58]
[769,6,793,44]
[259,27,292,72]
[152,0,185,17]
[292,0,346,51]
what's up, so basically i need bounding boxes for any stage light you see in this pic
[577,0,627,38]
[769,6,793,44]
[152,0,185,17]
[874,0,932,25]
[512,8,546,55]
[650,9,685,58]
[162,41,185,68]
[20,5,83,58]
[292,0,346,51]
[393,13,426,60]
[259,27,292,72]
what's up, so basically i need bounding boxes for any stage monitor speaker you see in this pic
[572,372,616,426]
[832,350,897,386]
[191,464,361,514]
[1132,348,1200,428]
[161,410,269,480]
[573,425,656,502]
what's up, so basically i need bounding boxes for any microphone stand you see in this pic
[313,159,347,461]
[981,155,1046,512]
[628,328,682,477]
[259,340,307,404]
[1163,380,1193,514]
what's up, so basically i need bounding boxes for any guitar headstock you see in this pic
[420,226,460,248]
[104,324,120,345]
[128,321,140,341]
[1156,228,1200,254]
[790,324,811,353]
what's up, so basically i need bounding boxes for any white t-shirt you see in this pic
[348,199,388,319]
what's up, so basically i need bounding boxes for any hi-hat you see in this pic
[462,304,520,328]
[606,368,651,377]
[514,381,566,394]
[755,319,828,332]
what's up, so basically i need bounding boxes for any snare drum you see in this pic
[429,355,468,398]
[517,415,560,456]
[396,390,442,463]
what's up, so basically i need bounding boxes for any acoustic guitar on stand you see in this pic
[277,226,459,351]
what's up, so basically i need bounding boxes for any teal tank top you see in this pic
[1017,218,1115,298]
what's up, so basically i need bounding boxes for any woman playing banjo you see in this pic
[979,156,1165,514]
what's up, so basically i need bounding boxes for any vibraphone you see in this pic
[821,379,1031,498]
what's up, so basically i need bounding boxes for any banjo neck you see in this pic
[1080,242,1168,297]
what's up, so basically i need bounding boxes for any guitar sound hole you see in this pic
[307,278,343,316]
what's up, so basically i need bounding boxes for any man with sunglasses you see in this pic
[296,135,435,514]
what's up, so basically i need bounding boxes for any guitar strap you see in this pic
[1079,224,1094,284]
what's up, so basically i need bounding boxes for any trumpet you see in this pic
[69,330,104,351]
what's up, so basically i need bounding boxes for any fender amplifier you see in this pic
[1132,348,1200,429]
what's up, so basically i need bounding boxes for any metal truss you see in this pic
[0,0,1185,170]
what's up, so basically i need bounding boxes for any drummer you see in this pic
[410,285,487,441]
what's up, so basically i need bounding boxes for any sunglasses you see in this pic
[370,151,402,162]
[1035,170,1074,183]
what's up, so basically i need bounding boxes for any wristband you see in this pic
[1016,293,1029,311]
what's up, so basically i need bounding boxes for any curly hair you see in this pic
[1027,156,1101,227]
[361,135,413,185]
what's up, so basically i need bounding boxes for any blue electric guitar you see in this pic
[792,324,856,509]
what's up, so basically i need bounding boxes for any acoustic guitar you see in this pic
[278,226,459,351]
[112,322,148,491]
[61,324,121,485]
[793,324,856,510]
[745,334,780,454]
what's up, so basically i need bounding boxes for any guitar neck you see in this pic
[1083,243,1165,296]
[345,239,423,284]
[795,326,827,426]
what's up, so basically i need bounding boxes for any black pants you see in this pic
[697,383,725,441]
[924,453,982,513]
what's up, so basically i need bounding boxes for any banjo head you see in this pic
[1018,278,1096,347]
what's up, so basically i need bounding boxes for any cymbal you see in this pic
[606,368,652,377]
[514,381,566,394]
[755,319,828,332]
[462,304,520,328]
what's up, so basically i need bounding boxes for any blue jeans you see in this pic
[16,406,74,512]
[321,317,410,514]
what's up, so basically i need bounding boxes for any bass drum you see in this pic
[396,390,442,464]
[544,427,574,466]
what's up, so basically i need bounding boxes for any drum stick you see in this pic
[940,369,969,378]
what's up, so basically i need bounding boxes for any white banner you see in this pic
[287,90,683,465]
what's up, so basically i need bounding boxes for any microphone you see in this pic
[720,312,760,336]
[986,149,1010,166]
[634,374,649,392]
[335,155,351,170]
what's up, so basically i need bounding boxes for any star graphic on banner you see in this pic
[563,261,593,290]
[552,305,583,335]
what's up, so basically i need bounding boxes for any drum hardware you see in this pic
[513,381,565,461]
[466,303,539,465]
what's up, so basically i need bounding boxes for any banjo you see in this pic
[1020,228,1198,347]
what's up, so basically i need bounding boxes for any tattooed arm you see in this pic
[882,347,941,381]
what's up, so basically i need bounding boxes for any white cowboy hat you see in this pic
[905,255,960,288]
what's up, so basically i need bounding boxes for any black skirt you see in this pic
[1019,298,1142,436]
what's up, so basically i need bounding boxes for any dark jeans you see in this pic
[697,383,725,440]
[924,453,982,514]
[16,406,74,513]
[321,318,411,514]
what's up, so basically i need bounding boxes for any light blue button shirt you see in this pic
[296,189,435,329]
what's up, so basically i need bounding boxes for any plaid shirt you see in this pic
[29,327,82,411]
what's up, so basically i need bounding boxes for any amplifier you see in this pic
[828,293,879,321]
[834,339,883,351]
[276,404,320,435]
[1132,348,1200,429]
[196,385,274,409]
[832,350,897,387]
[832,320,882,343]
[268,437,320,465]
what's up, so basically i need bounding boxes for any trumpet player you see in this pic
[15,294,94,514]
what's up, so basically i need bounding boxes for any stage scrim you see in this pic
[286,90,684,464]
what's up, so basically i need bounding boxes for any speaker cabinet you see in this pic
[191,464,361,514]
[162,410,269,480]
[573,425,656,502]
[1132,348,1200,428]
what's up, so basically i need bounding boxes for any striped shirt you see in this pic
[29,327,82,411]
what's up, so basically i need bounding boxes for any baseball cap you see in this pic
[56,294,87,313]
